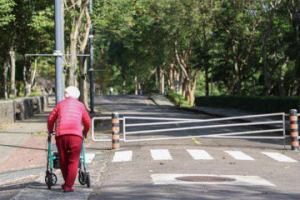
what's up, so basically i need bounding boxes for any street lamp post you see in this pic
[54,0,64,104]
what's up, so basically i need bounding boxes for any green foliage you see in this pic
[1,0,300,100]
[195,95,300,113]
[167,90,190,107]
[0,0,15,27]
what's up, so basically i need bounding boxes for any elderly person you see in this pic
[47,86,91,192]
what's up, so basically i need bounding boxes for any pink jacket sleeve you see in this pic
[47,103,59,133]
[82,106,91,134]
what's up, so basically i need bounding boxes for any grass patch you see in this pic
[166,90,191,107]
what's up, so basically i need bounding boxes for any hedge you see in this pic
[195,96,300,113]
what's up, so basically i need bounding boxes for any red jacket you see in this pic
[47,97,91,138]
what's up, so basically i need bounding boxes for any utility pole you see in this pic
[89,0,95,113]
[54,0,64,104]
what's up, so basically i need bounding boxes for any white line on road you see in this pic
[225,151,255,161]
[151,174,275,186]
[187,150,214,160]
[261,152,298,163]
[85,153,95,164]
[112,151,133,162]
[150,149,172,160]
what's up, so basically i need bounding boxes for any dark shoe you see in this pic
[61,184,65,190]
[63,185,74,192]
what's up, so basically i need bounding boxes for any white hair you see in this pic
[65,86,80,99]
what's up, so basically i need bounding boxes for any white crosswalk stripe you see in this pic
[261,152,298,163]
[112,151,133,162]
[150,149,173,160]
[225,151,255,161]
[85,153,96,163]
[187,150,214,160]
[111,149,299,163]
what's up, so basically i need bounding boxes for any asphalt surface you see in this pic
[2,95,300,199]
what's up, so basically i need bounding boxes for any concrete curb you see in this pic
[0,167,44,186]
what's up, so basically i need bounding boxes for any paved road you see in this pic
[3,95,300,199]
[91,95,300,200]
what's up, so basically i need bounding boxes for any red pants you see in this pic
[56,135,82,187]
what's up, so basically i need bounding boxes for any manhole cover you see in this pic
[175,176,236,182]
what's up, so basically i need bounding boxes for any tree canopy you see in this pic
[0,0,299,105]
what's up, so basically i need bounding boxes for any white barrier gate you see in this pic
[92,113,289,147]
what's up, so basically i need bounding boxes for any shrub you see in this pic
[166,90,190,107]
[195,95,300,113]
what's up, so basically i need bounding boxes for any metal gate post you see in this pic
[112,112,120,149]
[290,109,299,151]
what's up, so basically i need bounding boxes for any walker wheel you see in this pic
[45,172,57,189]
[86,172,91,188]
[78,170,86,185]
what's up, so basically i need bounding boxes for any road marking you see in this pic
[261,152,298,163]
[85,153,95,164]
[150,149,172,160]
[187,150,213,160]
[112,151,133,162]
[225,151,255,161]
[190,136,201,145]
[151,174,275,186]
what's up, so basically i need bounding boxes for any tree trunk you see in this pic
[77,7,91,106]
[191,70,201,106]
[185,78,191,104]
[159,67,165,94]
[182,78,187,98]
[79,57,86,103]
[69,37,77,86]
[67,1,88,86]
[123,80,126,95]
[232,42,240,94]
[169,63,174,90]
[134,75,138,95]
[205,66,209,96]
[23,59,31,96]
[174,67,179,93]
[190,78,197,106]
[155,68,159,90]
[262,34,271,96]
[29,58,38,92]
[262,1,278,96]
[179,69,183,94]
[9,50,16,97]
[3,59,9,99]
[278,59,287,96]
[80,58,89,108]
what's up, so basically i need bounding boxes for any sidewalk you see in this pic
[149,95,174,106]
[0,96,102,186]
[0,98,56,185]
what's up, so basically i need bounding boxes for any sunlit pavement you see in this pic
[2,95,300,199]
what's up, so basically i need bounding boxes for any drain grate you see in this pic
[175,176,236,182]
